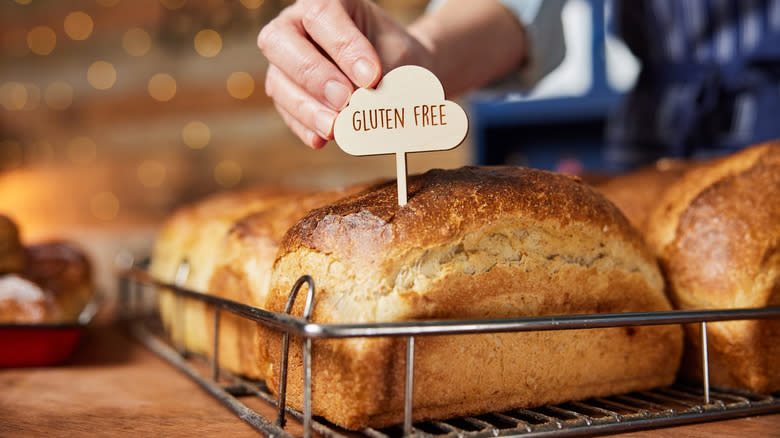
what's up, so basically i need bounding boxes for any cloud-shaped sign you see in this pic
[333,65,468,156]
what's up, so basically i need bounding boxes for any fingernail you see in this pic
[315,111,335,138]
[324,81,350,110]
[353,58,378,88]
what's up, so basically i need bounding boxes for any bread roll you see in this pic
[0,274,57,323]
[22,241,93,322]
[645,141,779,393]
[0,215,26,274]
[263,166,682,429]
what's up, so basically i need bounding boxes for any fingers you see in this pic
[276,102,328,150]
[300,0,382,88]
[258,15,353,111]
[267,65,334,149]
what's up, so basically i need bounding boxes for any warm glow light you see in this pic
[87,61,117,90]
[64,12,94,41]
[160,0,187,10]
[0,82,27,111]
[122,28,151,57]
[240,0,264,9]
[67,136,97,165]
[14,0,32,5]
[27,26,56,55]
[194,29,222,58]
[137,160,166,188]
[44,81,74,110]
[0,141,23,168]
[90,191,120,221]
[22,83,40,110]
[96,0,120,6]
[226,72,254,99]
[214,160,242,188]
[182,121,210,149]
[148,73,177,102]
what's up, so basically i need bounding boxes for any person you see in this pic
[258,0,780,170]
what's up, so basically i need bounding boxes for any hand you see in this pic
[258,0,433,149]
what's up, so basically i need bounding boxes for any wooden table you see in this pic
[1,325,777,438]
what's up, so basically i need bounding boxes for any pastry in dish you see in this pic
[263,166,683,429]
[645,141,779,393]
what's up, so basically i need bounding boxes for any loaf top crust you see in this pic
[279,166,654,272]
[645,141,780,309]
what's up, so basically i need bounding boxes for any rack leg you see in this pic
[212,307,221,382]
[276,331,290,427]
[404,336,415,436]
[700,321,710,404]
[303,337,312,438]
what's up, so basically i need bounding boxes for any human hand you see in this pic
[258,0,433,149]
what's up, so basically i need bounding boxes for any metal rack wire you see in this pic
[118,262,780,438]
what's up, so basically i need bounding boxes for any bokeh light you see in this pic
[137,160,166,188]
[194,29,222,58]
[0,82,27,111]
[44,81,74,110]
[148,73,177,102]
[226,71,254,99]
[214,160,242,188]
[90,191,120,221]
[122,28,152,57]
[27,26,56,55]
[64,11,94,41]
[160,0,187,11]
[66,136,97,165]
[21,83,41,110]
[240,0,264,9]
[14,0,33,5]
[182,121,210,149]
[87,61,117,90]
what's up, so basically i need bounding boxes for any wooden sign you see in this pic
[333,65,469,206]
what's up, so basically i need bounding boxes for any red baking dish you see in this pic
[0,323,86,367]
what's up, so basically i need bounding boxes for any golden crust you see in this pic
[645,141,780,393]
[595,159,699,234]
[264,166,682,429]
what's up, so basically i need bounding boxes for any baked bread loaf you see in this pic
[150,187,301,359]
[645,141,780,393]
[263,166,683,429]
[206,185,373,379]
[0,214,26,274]
[595,159,697,234]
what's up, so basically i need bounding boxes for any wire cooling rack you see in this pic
[118,262,780,438]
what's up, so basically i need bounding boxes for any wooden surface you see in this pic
[1,324,778,438]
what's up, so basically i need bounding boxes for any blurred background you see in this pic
[0,0,637,292]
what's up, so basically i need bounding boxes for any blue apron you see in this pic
[605,0,780,170]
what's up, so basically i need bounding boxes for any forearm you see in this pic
[408,0,528,97]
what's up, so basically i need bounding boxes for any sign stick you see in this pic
[396,152,408,206]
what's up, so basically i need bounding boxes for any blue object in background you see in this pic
[469,0,630,173]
